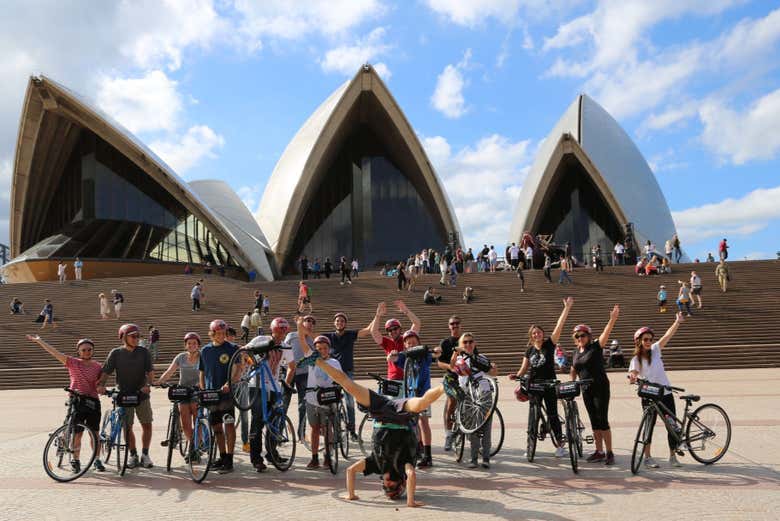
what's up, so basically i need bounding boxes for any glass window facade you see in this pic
[20,129,240,270]
[535,155,624,262]
[286,125,447,272]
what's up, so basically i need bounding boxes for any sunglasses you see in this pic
[449,322,460,326]
[574,333,588,339]
[462,339,474,344]
[304,319,316,324]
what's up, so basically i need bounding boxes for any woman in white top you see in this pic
[98,293,110,319]
[628,312,685,468]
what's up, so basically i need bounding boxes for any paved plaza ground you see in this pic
[0,368,778,520]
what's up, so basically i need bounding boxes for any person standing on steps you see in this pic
[240,311,252,343]
[718,238,729,261]
[543,253,552,283]
[111,289,124,319]
[324,312,375,441]
[98,293,110,319]
[298,280,313,313]
[570,304,620,466]
[191,281,202,312]
[97,323,155,470]
[690,271,703,309]
[628,312,687,468]
[511,297,574,458]
[370,300,421,386]
[340,256,353,285]
[74,258,83,280]
[559,256,573,285]
[672,233,682,263]
[323,257,333,279]
[715,261,730,292]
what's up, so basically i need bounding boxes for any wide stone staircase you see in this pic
[1,260,778,389]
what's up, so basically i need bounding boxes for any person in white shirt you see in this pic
[525,245,534,269]
[628,312,685,468]
[57,262,66,283]
[488,246,498,273]
[689,271,703,309]
[509,243,520,270]
[613,242,625,265]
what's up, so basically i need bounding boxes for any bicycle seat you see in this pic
[680,394,700,402]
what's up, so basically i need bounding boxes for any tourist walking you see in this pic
[351,258,359,278]
[559,257,573,285]
[488,245,497,273]
[676,282,692,316]
[323,257,333,279]
[38,299,56,329]
[298,280,313,313]
[147,325,160,362]
[111,289,124,319]
[613,241,625,265]
[98,292,110,319]
[340,256,353,286]
[672,234,682,263]
[250,308,262,336]
[543,253,552,283]
[397,261,408,291]
[191,281,202,311]
[718,238,729,261]
[715,261,730,292]
[240,311,251,343]
[74,258,83,280]
[57,262,67,284]
[690,271,703,309]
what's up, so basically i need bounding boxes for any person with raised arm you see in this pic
[370,300,421,387]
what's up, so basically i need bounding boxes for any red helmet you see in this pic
[76,338,95,349]
[573,324,592,336]
[270,317,290,332]
[385,318,402,331]
[402,330,419,342]
[209,319,227,332]
[453,358,471,376]
[333,312,348,322]
[634,326,654,342]
[314,335,331,346]
[118,323,140,340]
[514,383,529,402]
[183,332,202,345]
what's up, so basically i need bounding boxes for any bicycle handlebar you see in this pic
[633,378,685,393]
[63,387,88,396]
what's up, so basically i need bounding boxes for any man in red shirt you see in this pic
[718,238,729,261]
[370,300,421,385]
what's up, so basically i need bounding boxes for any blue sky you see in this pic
[1,0,779,261]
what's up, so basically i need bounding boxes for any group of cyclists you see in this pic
[32,294,701,507]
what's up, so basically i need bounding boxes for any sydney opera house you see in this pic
[2,65,680,283]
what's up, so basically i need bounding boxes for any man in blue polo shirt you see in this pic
[324,312,375,440]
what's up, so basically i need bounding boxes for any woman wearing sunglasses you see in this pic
[628,312,685,468]
[570,304,620,465]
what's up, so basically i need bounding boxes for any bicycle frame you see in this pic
[250,360,286,438]
[642,396,692,448]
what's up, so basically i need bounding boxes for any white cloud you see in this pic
[320,27,392,79]
[150,125,225,174]
[96,70,183,134]
[431,49,472,119]
[640,101,699,133]
[425,0,521,27]
[672,185,780,243]
[237,185,263,212]
[699,88,780,165]
[423,133,531,247]
[234,0,384,48]
[715,7,780,67]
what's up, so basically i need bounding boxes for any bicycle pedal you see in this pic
[585,436,594,444]
[160,441,169,447]
[676,450,685,456]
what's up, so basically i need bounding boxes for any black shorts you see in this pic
[368,390,413,424]
[658,299,667,306]
[363,428,418,479]
[208,399,235,425]
[692,287,702,296]
[74,398,101,432]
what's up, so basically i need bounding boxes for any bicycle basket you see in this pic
[637,381,664,400]
[198,390,223,406]
[117,393,141,407]
[168,386,192,402]
[380,379,402,397]
[528,382,548,395]
[556,381,580,399]
[316,387,342,406]
[471,354,492,373]
[405,345,428,360]
[75,395,100,412]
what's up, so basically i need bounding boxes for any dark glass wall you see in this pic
[535,155,624,263]
[286,125,447,272]
[20,129,239,269]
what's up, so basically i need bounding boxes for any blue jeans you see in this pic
[559,270,572,284]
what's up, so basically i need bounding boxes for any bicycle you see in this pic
[187,389,220,483]
[43,387,99,482]
[357,373,402,457]
[555,379,593,474]
[449,407,504,464]
[99,389,139,476]
[157,384,194,472]
[630,379,731,474]
[311,386,344,474]
[516,377,564,463]
[227,340,297,471]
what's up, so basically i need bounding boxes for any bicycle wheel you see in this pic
[489,408,505,458]
[526,404,539,463]
[115,417,129,477]
[165,408,179,472]
[99,412,113,463]
[357,414,372,457]
[43,423,96,482]
[565,405,578,474]
[228,349,261,411]
[178,419,187,458]
[266,414,296,471]
[453,430,465,463]
[403,357,420,399]
[686,403,731,464]
[338,402,350,459]
[573,402,585,457]
[188,417,214,483]
[325,419,338,474]
[631,408,656,474]
[456,377,498,434]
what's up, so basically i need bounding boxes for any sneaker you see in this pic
[586,451,605,463]
[127,454,140,469]
[442,371,465,401]
[209,457,224,470]
[481,459,490,469]
[70,459,81,474]
[141,454,154,468]
[669,454,682,467]
[347,280,352,285]
[417,457,432,468]
[93,459,106,472]
[444,433,453,452]
[296,351,320,368]
[306,458,320,469]
[254,461,267,472]
[242,442,250,453]
[555,446,566,458]
[323,456,332,469]
[467,460,479,469]
[605,452,615,465]
[644,457,659,468]
[218,462,234,474]
[340,282,345,286]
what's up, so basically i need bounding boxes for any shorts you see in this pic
[302,297,311,304]
[124,397,153,425]
[114,303,123,313]
[306,402,335,426]
[692,287,702,296]
[658,299,667,306]
[74,398,101,432]
[208,399,235,425]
